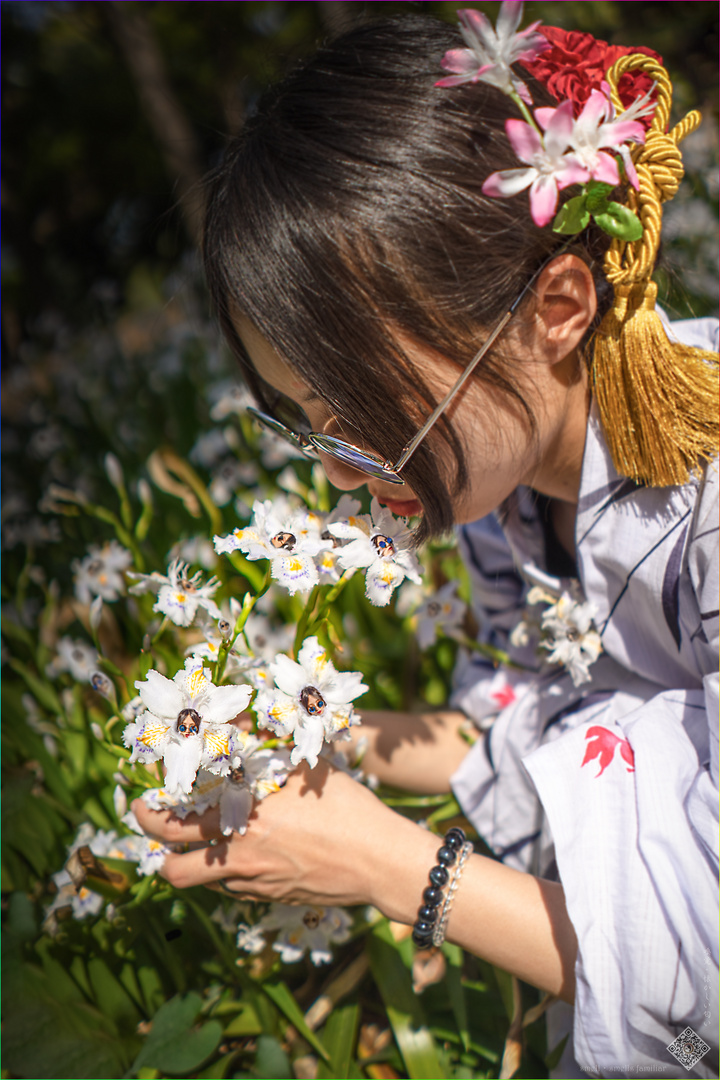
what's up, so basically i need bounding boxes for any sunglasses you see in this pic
[247,249,566,485]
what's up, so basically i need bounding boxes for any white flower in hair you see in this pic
[482,100,589,227]
[328,497,422,606]
[72,540,132,605]
[237,903,353,965]
[436,2,549,103]
[127,558,221,627]
[123,659,253,795]
[567,85,656,189]
[253,636,367,769]
[214,499,330,596]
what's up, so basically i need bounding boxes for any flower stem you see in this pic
[509,91,540,133]
[457,634,529,670]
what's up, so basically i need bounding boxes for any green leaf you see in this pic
[552,195,591,235]
[593,202,644,241]
[131,993,223,1076]
[317,1000,361,1079]
[585,180,615,211]
[492,966,515,1021]
[366,923,446,1079]
[196,1050,240,1078]
[87,957,142,1030]
[7,658,63,714]
[443,943,470,1053]
[2,953,131,1079]
[262,980,331,1063]
[223,1000,263,1038]
[253,1034,292,1079]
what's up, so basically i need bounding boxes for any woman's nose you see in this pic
[317,450,370,493]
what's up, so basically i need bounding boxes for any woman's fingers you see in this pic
[131,799,223,843]
[160,844,237,888]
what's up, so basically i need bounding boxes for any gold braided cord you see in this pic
[591,53,718,487]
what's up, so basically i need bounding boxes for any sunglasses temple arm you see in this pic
[390,307,514,474]
[389,241,572,477]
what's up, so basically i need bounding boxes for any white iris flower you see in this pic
[328,497,421,606]
[540,591,602,687]
[46,637,99,683]
[413,582,466,649]
[128,558,222,627]
[123,659,253,795]
[237,903,353,965]
[254,636,367,768]
[72,540,133,605]
[214,499,330,596]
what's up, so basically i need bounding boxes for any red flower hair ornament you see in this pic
[437,3,659,239]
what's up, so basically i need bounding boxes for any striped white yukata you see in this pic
[451,317,719,1079]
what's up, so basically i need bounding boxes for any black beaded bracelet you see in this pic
[411,826,466,949]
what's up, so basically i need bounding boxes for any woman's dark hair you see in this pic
[203,15,612,541]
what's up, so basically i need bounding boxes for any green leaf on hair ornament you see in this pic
[593,201,644,241]
[552,195,591,235]
[553,178,643,242]
[584,181,615,212]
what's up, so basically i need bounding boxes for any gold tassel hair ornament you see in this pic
[591,54,719,487]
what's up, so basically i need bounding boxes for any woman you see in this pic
[134,11,718,1077]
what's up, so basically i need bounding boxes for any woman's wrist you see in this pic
[362,807,577,1003]
[364,811,444,924]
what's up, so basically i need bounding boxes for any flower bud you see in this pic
[137,478,153,508]
[90,722,104,741]
[89,596,103,631]
[90,671,115,700]
[104,453,124,490]
[113,784,128,819]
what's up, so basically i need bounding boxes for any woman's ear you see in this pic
[530,253,598,365]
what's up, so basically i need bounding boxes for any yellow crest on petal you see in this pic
[203,729,231,758]
[256,777,281,797]
[269,699,296,726]
[186,667,208,698]
[139,721,170,749]
[194,773,224,797]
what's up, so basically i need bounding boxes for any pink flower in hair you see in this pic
[565,87,654,189]
[436,2,549,103]
[482,101,588,227]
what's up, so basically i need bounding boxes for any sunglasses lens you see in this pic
[308,433,404,484]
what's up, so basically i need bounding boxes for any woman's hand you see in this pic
[132,760,577,1002]
[131,760,435,909]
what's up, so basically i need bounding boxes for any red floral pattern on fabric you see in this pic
[582,725,635,776]
[519,27,661,126]
[491,684,517,709]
